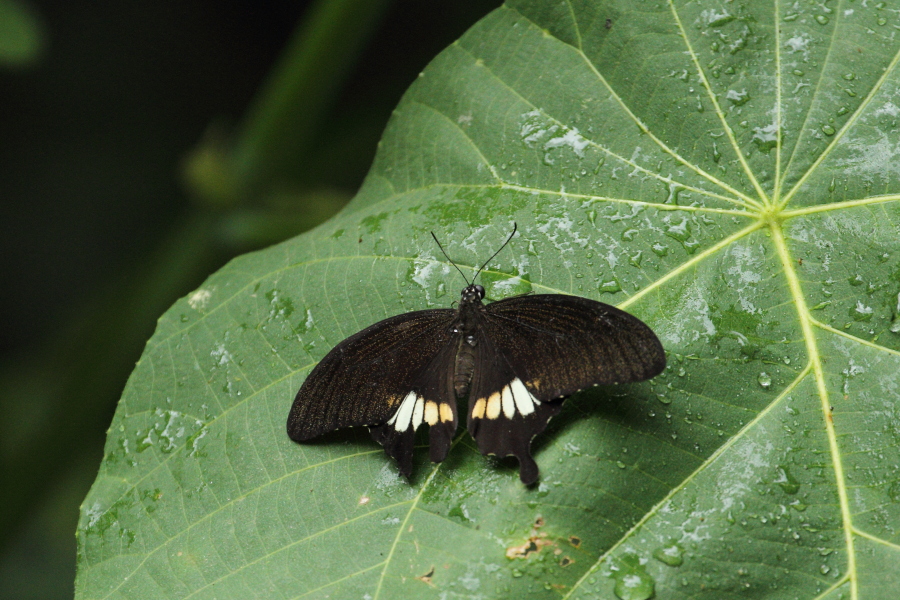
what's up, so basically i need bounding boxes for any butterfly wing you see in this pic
[467,294,665,484]
[465,328,563,485]
[287,308,460,476]
[484,294,665,396]
[369,339,461,476]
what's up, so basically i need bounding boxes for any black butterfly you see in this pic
[286,225,665,484]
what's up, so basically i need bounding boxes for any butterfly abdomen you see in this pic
[453,334,477,397]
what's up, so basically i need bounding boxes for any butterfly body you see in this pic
[287,282,665,484]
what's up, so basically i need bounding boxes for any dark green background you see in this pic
[0,1,499,597]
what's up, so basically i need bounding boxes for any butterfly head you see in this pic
[460,283,485,305]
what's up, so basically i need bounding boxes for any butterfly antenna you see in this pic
[431,231,471,286]
[474,222,517,281]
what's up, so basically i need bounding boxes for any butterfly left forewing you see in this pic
[287,309,456,449]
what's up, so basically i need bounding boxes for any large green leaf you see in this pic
[76,1,900,598]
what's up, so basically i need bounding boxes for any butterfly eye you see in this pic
[474,285,485,299]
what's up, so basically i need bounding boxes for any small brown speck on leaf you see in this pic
[416,566,435,586]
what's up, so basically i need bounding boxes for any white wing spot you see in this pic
[390,391,418,431]
[510,378,536,416]
[501,385,516,419]
[411,396,424,430]
[486,391,502,419]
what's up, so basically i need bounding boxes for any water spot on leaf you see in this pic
[775,465,801,494]
[599,279,622,294]
[726,89,750,106]
[758,372,772,389]
[751,124,778,153]
[652,541,685,566]
[482,270,532,299]
[849,301,873,322]
[611,553,656,600]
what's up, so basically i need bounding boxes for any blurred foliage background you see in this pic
[0,0,500,596]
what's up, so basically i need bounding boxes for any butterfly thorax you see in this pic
[452,284,485,398]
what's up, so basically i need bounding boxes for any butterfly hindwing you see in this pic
[369,340,460,476]
[465,329,564,485]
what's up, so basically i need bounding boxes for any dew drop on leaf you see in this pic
[629,251,643,267]
[849,301,873,322]
[611,553,656,600]
[600,279,622,294]
[652,542,685,567]
[758,372,772,389]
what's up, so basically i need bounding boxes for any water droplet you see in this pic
[726,89,750,106]
[751,124,778,153]
[815,15,829,25]
[665,218,691,243]
[665,182,683,204]
[887,480,900,501]
[792,69,804,76]
[775,465,801,494]
[651,243,669,257]
[849,301,873,322]
[482,271,533,299]
[616,460,627,469]
[653,542,685,567]
[877,17,888,26]
[611,554,656,600]
[758,372,772,389]
[622,229,638,241]
[890,315,900,334]
[843,72,856,81]
[705,11,735,27]
[629,251,643,268]
[600,279,622,294]
[822,125,836,136]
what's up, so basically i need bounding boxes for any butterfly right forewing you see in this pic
[482,294,666,401]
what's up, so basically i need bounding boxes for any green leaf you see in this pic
[76,1,900,598]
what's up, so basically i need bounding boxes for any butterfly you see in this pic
[286,225,665,484]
